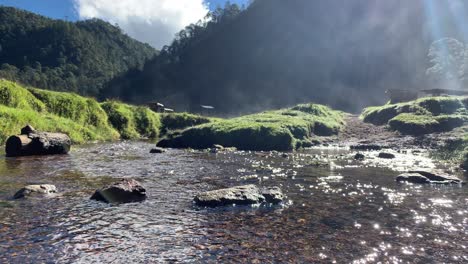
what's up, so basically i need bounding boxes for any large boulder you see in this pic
[397,171,463,184]
[13,184,57,199]
[194,184,284,207]
[91,179,146,204]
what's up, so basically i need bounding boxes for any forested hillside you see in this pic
[103,0,468,114]
[0,6,157,96]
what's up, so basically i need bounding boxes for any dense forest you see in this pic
[103,0,468,114]
[0,6,156,96]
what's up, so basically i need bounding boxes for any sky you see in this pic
[0,0,248,48]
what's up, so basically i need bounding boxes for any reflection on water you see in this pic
[0,142,466,263]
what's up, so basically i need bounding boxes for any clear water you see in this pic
[0,142,466,263]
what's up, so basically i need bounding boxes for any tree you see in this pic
[426,38,466,88]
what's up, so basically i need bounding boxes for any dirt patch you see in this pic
[326,114,467,150]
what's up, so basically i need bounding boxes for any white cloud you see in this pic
[74,0,210,48]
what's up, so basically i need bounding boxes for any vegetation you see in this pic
[0,6,156,97]
[158,104,344,151]
[0,79,159,144]
[101,101,160,140]
[160,113,215,134]
[361,97,468,135]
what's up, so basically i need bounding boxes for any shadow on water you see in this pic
[0,142,466,263]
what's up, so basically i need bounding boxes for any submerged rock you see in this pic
[396,173,431,184]
[150,147,166,154]
[396,171,463,184]
[378,152,395,159]
[261,187,284,204]
[194,185,284,207]
[13,184,57,199]
[408,171,463,183]
[91,179,146,204]
[350,144,382,151]
[354,153,365,160]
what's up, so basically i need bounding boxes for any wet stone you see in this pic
[408,171,463,184]
[396,173,431,184]
[150,147,166,154]
[194,184,284,207]
[354,153,365,160]
[261,187,284,204]
[350,144,382,151]
[91,179,147,204]
[378,152,396,159]
[13,184,57,199]
[397,171,463,184]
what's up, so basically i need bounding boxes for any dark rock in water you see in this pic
[408,171,463,184]
[397,171,463,184]
[350,144,382,151]
[354,153,365,160]
[13,184,57,199]
[91,179,146,204]
[378,152,395,159]
[194,185,284,207]
[261,187,284,204]
[396,173,431,184]
[6,126,71,157]
[150,147,166,154]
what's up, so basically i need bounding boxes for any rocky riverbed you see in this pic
[0,141,466,263]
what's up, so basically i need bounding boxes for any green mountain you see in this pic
[0,6,157,97]
[103,0,468,113]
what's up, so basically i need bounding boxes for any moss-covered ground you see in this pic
[361,96,468,135]
[158,104,344,151]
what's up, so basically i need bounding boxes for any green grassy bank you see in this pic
[361,96,468,135]
[158,104,344,151]
[0,79,160,144]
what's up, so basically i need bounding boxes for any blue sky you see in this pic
[0,0,249,47]
[0,0,247,20]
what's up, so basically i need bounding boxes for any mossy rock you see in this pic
[158,103,344,151]
[389,113,466,135]
[363,96,468,135]
[160,112,214,133]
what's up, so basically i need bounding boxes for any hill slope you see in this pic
[104,0,467,114]
[0,6,157,97]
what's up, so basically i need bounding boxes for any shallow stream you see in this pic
[0,142,466,263]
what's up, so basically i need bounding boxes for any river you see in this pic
[0,141,466,263]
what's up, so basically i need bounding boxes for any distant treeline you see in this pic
[0,6,156,97]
